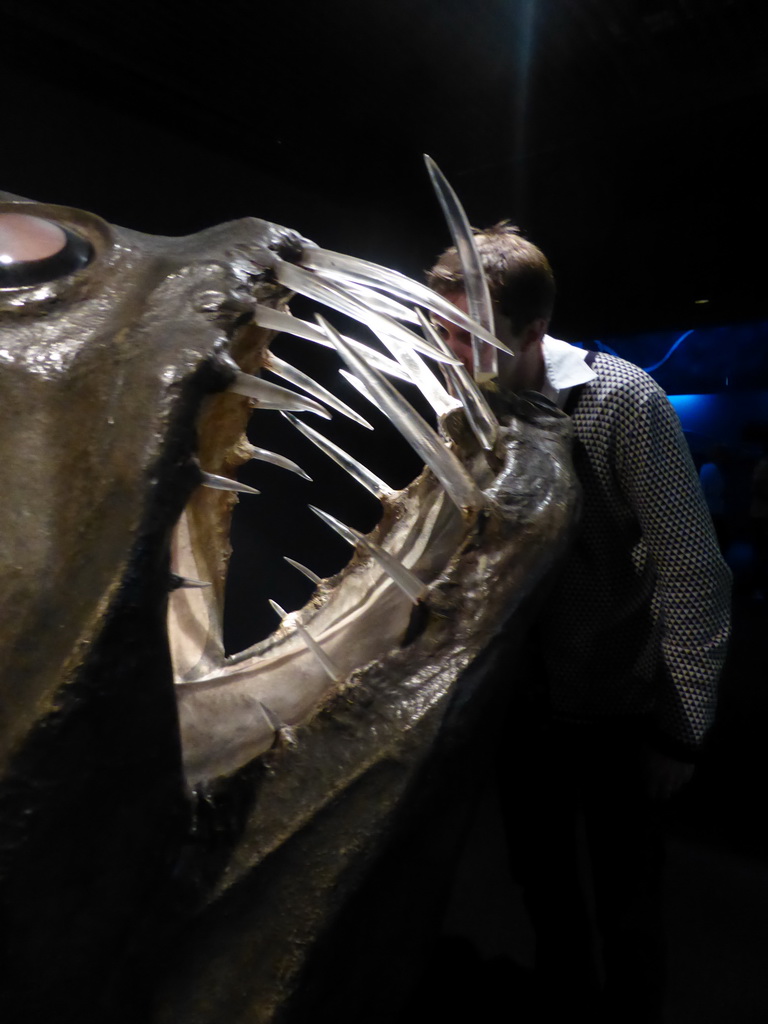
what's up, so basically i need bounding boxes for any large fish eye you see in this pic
[0,211,93,289]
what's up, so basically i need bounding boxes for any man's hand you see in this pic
[643,747,695,801]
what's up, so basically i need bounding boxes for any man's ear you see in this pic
[522,317,549,350]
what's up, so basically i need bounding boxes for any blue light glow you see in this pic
[642,330,694,373]
[587,318,768,394]
[668,392,768,452]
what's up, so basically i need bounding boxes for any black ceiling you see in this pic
[4,0,768,336]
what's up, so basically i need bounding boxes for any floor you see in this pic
[415,594,768,1023]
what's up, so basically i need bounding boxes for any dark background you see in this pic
[4,0,767,337]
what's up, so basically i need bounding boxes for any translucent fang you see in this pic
[201,471,260,495]
[376,329,459,418]
[264,353,373,429]
[298,246,512,355]
[283,556,323,585]
[169,574,212,590]
[416,308,499,451]
[272,259,460,366]
[282,412,393,500]
[246,444,312,481]
[255,701,298,748]
[228,370,331,418]
[252,305,330,344]
[269,599,341,682]
[256,700,284,734]
[424,154,498,381]
[339,370,375,408]
[251,306,413,383]
[318,316,482,514]
[344,283,420,324]
[309,506,426,605]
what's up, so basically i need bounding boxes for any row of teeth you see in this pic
[177,245,508,689]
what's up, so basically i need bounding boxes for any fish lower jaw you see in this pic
[172,469,468,787]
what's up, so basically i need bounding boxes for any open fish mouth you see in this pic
[0,192,578,1022]
[168,234,544,789]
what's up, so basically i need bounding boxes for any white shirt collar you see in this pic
[540,335,596,406]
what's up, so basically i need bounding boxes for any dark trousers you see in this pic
[496,709,666,1023]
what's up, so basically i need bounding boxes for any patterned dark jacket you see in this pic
[537,347,731,760]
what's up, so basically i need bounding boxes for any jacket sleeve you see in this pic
[614,379,731,759]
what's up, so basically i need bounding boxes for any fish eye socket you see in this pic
[0,212,93,289]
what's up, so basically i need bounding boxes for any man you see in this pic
[428,223,731,1021]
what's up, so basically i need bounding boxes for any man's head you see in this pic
[426,221,555,334]
[427,222,555,390]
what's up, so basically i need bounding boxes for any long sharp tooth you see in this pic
[282,412,394,500]
[376,329,459,418]
[424,154,498,381]
[283,557,323,585]
[251,306,414,383]
[309,505,427,605]
[253,305,331,344]
[269,599,341,682]
[245,444,312,481]
[257,701,282,733]
[317,316,482,515]
[228,371,330,419]
[169,574,212,590]
[340,370,375,406]
[272,259,461,366]
[255,701,297,748]
[201,471,260,495]
[297,246,512,355]
[264,353,373,429]
[344,283,420,324]
[416,308,499,451]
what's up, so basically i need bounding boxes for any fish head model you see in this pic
[0,192,579,1022]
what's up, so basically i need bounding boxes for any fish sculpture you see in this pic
[0,187,578,1023]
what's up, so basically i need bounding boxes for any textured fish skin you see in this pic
[159,395,579,1024]
[0,192,578,1022]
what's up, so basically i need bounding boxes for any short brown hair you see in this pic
[426,222,555,334]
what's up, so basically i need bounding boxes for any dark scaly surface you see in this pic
[0,193,579,1022]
